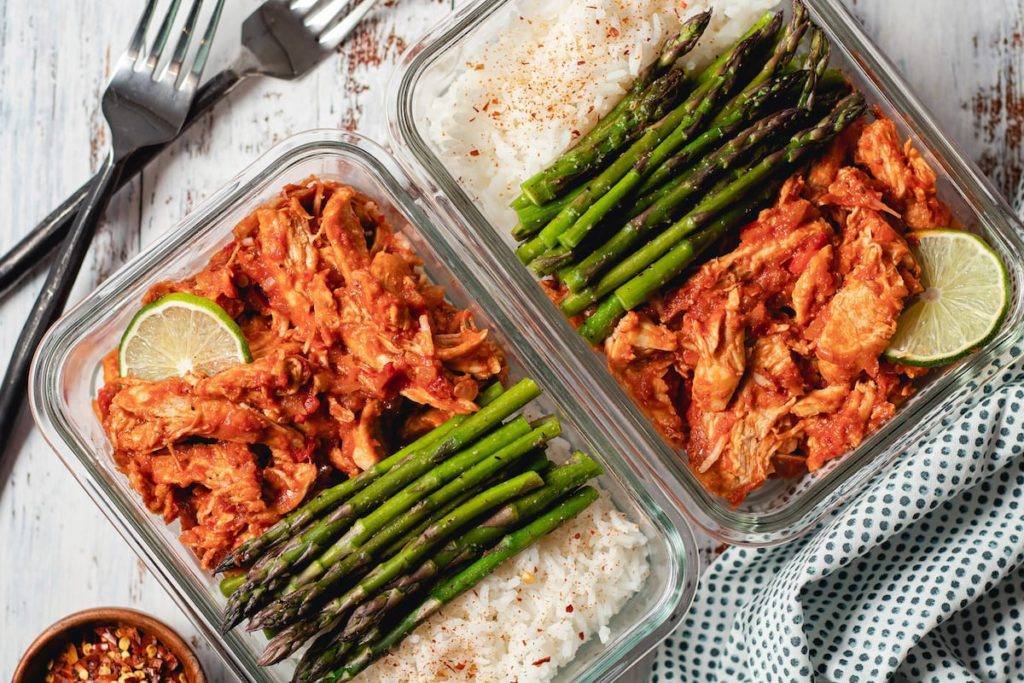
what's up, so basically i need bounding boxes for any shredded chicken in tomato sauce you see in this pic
[95,178,504,567]
[601,116,946,504]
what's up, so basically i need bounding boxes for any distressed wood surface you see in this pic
[1,0,1021,680]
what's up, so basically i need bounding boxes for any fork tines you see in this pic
[292,0,381,50]
[126,0,226,90]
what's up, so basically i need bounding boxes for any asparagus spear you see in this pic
[529,245,577,277]
[248,419,562,631]
[295,626,380,683]
[222,379,540,630]
[300,418,536,584]
[799,27,830,109]
[339,453,604,642]
[577,183,781,343]
[215,382,506,573]
[325,487,601,681]
[692,10,778,88]
[518,11,712,205]
[512,185,586,240]
[712,0,809,123]
[563,93,866,320]
[516,11,780,264]
[377,451,551,560]
[554,13,782,251]
[228,417,532,631]
[296,457,553,682]
[219,574,246,598]
[635,70,806,199]
[560,107,803,291]
[634,77,851,210]
[259,471,546,665]
[633,79,843,217]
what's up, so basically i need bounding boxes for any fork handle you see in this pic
[0,154,124,462]
[0,68,244,299]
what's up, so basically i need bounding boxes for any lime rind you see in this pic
[885,230,1010,367]
[119,292,251,380]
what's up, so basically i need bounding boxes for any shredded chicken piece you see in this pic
[604,115,951,504]
[855,117,952,229]
[95,178,505,567]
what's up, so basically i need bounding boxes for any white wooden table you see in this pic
[2,1,1021,679]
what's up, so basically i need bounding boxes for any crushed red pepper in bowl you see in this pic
[44,623,184,683]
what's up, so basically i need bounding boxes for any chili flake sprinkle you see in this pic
[45,624,185,683]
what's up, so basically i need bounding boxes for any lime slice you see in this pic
[885,229,1009,367]
[119,292,251,380]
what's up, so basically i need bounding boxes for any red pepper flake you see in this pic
[579,631,586,640]
[45,623,183,682]
[574,532,581,539]
[607,26,621,38]
[469,150,480,157]
[566,604,574,613]
[577,60,586,66]
[533,656,552,666]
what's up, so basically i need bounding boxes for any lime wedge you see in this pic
[885,229,1009,367]
[119,292,251,380]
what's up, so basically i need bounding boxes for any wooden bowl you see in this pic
[13,607,206,683]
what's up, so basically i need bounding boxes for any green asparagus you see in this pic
[377,451,551,561]
[290,418,533,587]
[222,379,540,630]
[635,70,806,198]
[295,626,380,683]
[555,13,782,251]
[712,0,808,122]
[529,245,577,277]
[339,452,604,642]
[560,106,802,291]
[258,471,546,665]
[325,487,601,681]
[247,419,562,631]
[515,11,780,264]
[799,27,830,109]
[512,185,586,240]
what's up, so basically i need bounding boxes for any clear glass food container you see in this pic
[387,0,1024,546]
[30,131,699,682]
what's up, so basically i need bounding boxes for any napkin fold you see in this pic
[652,194,1024,682]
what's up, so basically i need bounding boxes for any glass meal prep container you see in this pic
[387,0,1024,546]
[30,131,699,682]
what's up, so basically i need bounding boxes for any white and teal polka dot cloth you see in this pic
[652,345,1024,682]
[653,183,1024,683]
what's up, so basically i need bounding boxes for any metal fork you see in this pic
[0,0,225,462]
[0,0,381,299]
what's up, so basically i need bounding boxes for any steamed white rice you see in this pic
[428,0,781,232]
[361,495,649,682]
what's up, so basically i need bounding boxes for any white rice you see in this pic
[361,495,649,682]
[428,0,781,233]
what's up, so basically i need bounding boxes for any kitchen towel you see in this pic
[651,201,1024,682]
